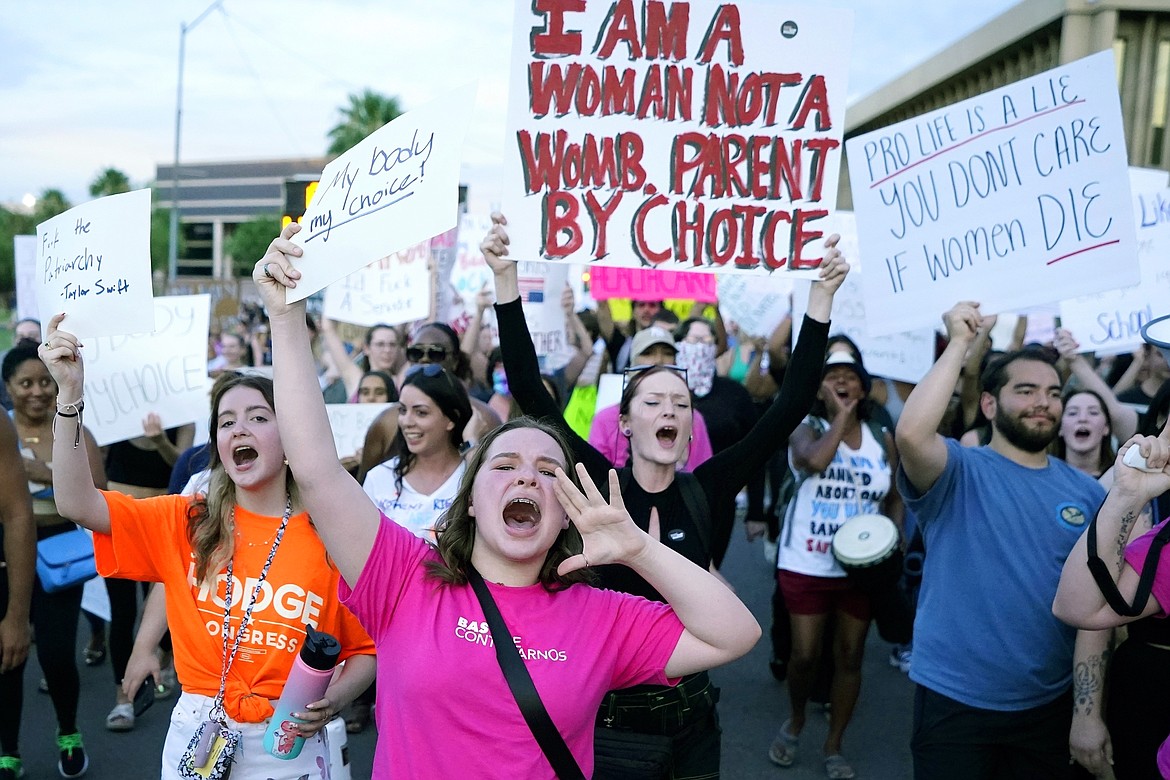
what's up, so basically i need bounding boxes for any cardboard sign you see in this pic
[1059,168,1170,355]
[288,83,475,303]
[323,241,432,327]
[501,2,852,276]
[448,213,498,336]
[14,235,38,322]
[35,189,154,338]
[81,295,210,446]
[847,51,1138,336]
[590,267,719,302]
[325,402,394,459]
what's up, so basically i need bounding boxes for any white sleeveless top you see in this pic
[777,417,891,578]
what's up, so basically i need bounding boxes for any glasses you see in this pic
[621,363,688,393]
[406,345,449,363]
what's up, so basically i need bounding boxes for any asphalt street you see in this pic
[17,530,916,779]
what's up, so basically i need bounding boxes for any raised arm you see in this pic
[1053,429,1170,629]
[561,286,593,391]
[0,413,34,673]
[141,414,194,467]
[320,317,364,399]
[39,315,111,533]
[1054,328,1139,443]
[482,213,612,485]
[896,302,987,495]
[255,224,380,587]
[555,467,760,677]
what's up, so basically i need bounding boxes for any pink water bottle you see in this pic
[264,625,341,760]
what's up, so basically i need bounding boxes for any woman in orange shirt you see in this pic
[38,328,375,780]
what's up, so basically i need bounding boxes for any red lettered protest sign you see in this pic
[502,1,852,276]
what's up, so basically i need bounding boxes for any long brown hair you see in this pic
[425,417,593,591]
[186,373,300,585]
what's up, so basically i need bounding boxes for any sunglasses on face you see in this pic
[406,345,449,363]
[621,363,689,393]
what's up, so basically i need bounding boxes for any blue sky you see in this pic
[1,0,1019,211]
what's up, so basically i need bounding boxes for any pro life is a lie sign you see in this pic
[501,1,852,276]
[847,51,1138,336]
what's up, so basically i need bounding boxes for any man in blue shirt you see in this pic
[895,301,1106,779]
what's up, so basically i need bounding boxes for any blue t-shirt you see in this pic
[897,439,1105,711]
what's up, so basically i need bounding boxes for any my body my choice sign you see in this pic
[501,1,852,276]
[847,51,1138,336]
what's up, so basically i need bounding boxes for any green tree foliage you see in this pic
[327,89,403,156]
[89,167,132,197]
[33,189,72,223]
[150,206,181,276]
[224,215,280,275]
[0,207,36,295]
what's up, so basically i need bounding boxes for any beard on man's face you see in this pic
[994,404,1059,453]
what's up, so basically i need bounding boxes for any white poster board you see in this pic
[1059,168,1170,355]
[501,2,852,275]
[715,274,793,339]
[324,403,394,460]
[35,189,154,338]
[517,261,571,371]
[81,295,210,446]
[288,84,475,303]
[449,213,497,337]
[14,235,38,322]
[322,241,432,327]
[847,51,1138,336]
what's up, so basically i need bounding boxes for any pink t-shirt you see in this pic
[1125,518,1170,615]
[587,403,713,471]
[340,514,685,779]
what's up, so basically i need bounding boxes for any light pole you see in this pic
[168,0,225,282]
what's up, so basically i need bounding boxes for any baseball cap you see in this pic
[630,326,678,358]
[823,350,871,393]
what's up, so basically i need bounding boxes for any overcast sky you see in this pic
[2,0,1020,212]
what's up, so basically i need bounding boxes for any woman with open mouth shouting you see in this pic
[253,222,761,779]
[481,212,848,780]
[38,319,376,780]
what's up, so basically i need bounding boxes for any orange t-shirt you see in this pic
[94,491,374,723]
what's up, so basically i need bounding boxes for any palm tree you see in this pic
[89,167,132,197]
[327,89,404,156]
[34,189,72,222]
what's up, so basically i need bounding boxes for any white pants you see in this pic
[160,691,327,780]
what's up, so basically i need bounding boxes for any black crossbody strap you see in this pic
[466,567,586,780]
[1085,502,1170,617]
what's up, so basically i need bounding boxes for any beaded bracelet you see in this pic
[54,398,84,447]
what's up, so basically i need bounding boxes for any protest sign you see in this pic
[81,295,210,446]
[502,2,852,275]
[288,83,475,303]
[325,403,393,460]
[518,261,571,370]
[14,235,37,321]
[323,240,432,327]
[590,267,718,301]
[35,189,154,338]
[793,273,935,384]
[448,213,497,336]
[1059,168,1170,355]
[716,274,792,339]
[847,51,1138,336]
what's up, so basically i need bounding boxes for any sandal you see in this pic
[83,645,106,666]
[344,703,371,734]
[768,719,800,768]
[824,754,856,779]
[106,702,135,732]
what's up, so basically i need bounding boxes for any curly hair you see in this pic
[425,417,593,591]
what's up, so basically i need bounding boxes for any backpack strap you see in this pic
[616,467,712,560]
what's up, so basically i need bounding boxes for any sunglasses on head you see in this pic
[406,345,449,363]
[621,363,689,393]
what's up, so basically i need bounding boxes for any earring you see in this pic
[283,457,289,466]
[622,429,631,437]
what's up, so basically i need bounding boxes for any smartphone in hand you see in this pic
[133,675,156,717]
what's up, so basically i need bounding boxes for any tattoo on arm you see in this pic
[1073,652,1109,716]
[1113,511,1137,572]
